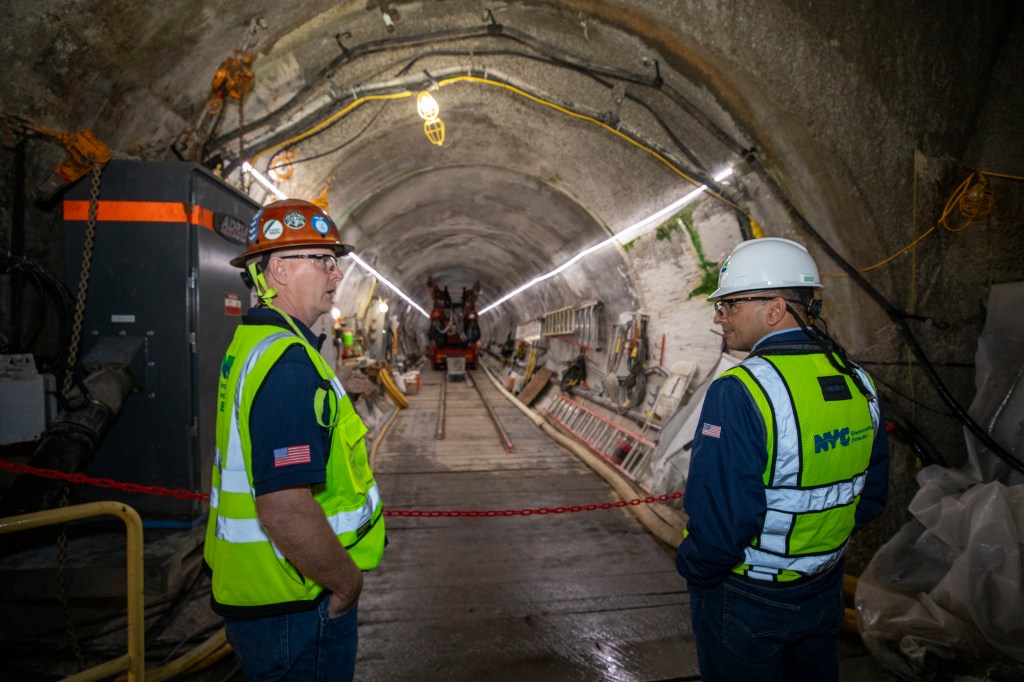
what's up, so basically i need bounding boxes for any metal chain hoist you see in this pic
[238,93,246,166]
[55,166,102,671]
[61,166,102,397]
[56,485,87,671]
[207,51,254,164]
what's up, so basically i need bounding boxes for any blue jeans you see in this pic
[689,572,844,682]
[224,599,358,681]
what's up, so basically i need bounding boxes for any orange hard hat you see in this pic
[230,198,354,268]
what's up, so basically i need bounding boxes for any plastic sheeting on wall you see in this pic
[856,465,1024,679]
[635,354,739,498]
[963,281,1024,486]
[857,283,1024,679]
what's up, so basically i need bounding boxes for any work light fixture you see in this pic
[416,91,439,120]
[417,91,445,146]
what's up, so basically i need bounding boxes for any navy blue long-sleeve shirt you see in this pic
[675,328,889,589]
[245,308,333,496]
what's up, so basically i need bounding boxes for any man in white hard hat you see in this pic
[675,237,889,682]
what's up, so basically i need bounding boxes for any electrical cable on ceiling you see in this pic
[245,70,741,217]
[207,18,666,156]
[438,74,740,210]
[277,46,705,173]
[271,101,390,172]
[211,26,730,186]
[391,48,707,171]
[246,91,411,171]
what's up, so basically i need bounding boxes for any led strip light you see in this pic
[478,167,733,315]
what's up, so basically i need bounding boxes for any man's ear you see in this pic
[265,255,287,284]
[766,297,790,325]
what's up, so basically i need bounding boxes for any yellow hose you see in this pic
[378,366,409,409]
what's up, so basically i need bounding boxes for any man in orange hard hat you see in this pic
[204,198,385,681]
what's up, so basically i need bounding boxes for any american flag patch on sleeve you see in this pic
[701,423,722,439]
[273,444,312,467]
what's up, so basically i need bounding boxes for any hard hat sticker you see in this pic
[248,210,262,242]
[311,215,330,235]
[263,219,284,240]
[283,211,306,229]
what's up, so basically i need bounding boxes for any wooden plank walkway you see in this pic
[358,366,699,681]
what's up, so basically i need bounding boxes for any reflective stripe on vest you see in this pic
[727,354,879,582]
[204,323,385,610]
[215,483,382,555]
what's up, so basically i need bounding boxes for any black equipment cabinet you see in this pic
[64,161,258,522]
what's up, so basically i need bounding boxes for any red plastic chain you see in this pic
[0,460,683,515]
[383,493,684,517]
[0,460,209,500]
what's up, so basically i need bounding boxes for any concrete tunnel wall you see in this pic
[3,1,1024,571]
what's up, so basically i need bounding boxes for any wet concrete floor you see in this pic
[357,365,698,681]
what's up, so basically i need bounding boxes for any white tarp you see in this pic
[963,281,1024,486]
[857,282,1024,679]
[637,354,739,497]
[857,466,1024,678]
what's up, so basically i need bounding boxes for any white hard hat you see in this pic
[708,237,823,300]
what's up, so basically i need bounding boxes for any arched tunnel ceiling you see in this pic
[5,0,1022,476]
[9,1,1017,344]
[3,1,1022,549]
[348,164,606,301]
[178,3,756,322]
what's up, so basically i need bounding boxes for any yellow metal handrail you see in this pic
[0,501,145,681]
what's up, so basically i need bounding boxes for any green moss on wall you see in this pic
[680,207,719,299]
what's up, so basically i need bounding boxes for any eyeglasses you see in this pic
[713,296,778,316]
[278,254,339,273]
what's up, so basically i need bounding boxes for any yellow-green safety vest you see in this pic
[203,323,385,611]
[723,352,880,583]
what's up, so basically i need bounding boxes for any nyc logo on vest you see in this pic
[814,427,851,453]
[220,355,235,380]
[218,355,235,413]
[814,425,872,453]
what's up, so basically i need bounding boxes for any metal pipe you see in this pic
[0,364,136,515]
